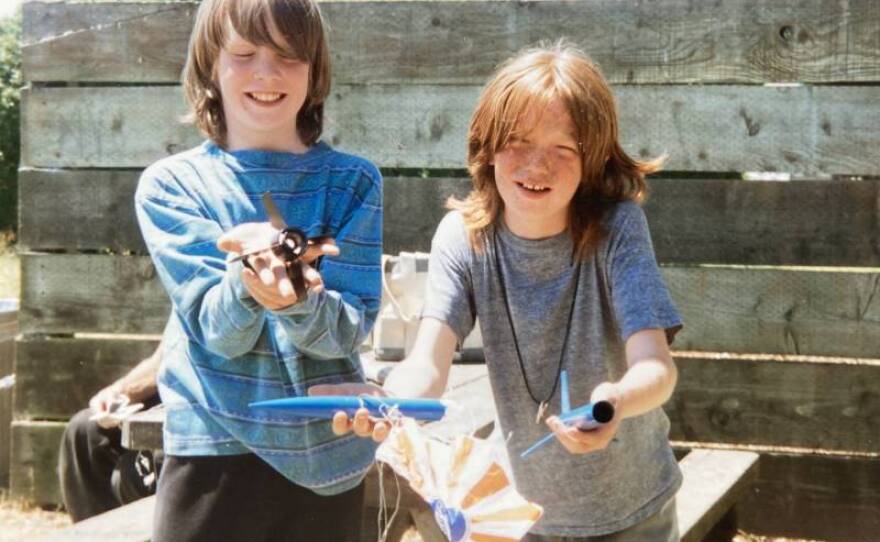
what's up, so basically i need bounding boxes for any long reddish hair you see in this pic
[450,41,663,258]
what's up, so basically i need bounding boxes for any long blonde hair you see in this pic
[181,0,330,148]
[450,41,662,259]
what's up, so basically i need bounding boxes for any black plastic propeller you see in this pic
[229,192,330,300]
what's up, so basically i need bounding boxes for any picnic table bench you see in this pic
[38,358,758,542]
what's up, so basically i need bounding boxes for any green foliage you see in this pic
[0,9,21,234]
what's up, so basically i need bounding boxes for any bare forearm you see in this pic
[117,342,163,402]
[382,317,458,399]
[614,357,677,420]
[383,357,448,399]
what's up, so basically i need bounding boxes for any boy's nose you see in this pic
[520,149,552,176]
[254,53,283,79]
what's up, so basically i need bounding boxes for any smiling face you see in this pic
[216,25,311,152]
[492,99,583,239]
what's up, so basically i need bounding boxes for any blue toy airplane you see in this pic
[520,370,615,458]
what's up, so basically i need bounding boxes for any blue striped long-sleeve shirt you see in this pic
[135,141,381,495]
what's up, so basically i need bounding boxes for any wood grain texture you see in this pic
[665,266,880,358]
[20,254,171,336]
[22,0,880,84]
[670,355,880,454]
[19,169,880,266]
[14,337,161,420]
[740,452,880,542]
[21,85,880,176]
[18,168,145,253]
[20,254,880,358]
[9,421,65,505]
[0,310,17,487]
[25,336,879,452]
[17,170,473,257]
[678,449,760,542]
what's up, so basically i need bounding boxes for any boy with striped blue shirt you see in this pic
[134,0,381,540]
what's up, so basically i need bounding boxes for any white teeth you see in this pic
[249,92,283,102]
[521,183,549,192]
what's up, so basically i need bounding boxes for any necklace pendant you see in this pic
[535,401,548,424]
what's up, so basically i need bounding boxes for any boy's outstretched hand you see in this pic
[217,222,340,310]
[546,382,622,454]
[307,383,393,443]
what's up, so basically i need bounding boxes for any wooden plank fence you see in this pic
[0,302,17,487]
[13,1,880,540]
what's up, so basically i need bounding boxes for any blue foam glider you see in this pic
[520,370,615,458]
[250,395,449,422]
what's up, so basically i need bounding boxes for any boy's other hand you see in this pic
[88,384,127,429]
[217,222,340,309]
[546,381,622,454]
[307,383,392,443]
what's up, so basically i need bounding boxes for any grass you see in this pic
[0,490,70,542]
[0,229,17,299]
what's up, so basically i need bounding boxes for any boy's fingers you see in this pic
[352,408,373,437]
[304,241,339,263]
[216,234,243,254]
[302,263,321,284]
[300,262,325,294]
[332,411,351,436]
[241,268,261,293]
[547,418,590,453]
[257,259,275,286]
[273,265,294,298]
[372,421,390,443]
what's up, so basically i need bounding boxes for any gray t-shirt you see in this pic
[422,201,683,537]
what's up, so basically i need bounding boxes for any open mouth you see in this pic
[515,182,551,193]
[246,92,287,105]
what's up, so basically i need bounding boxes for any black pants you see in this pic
[153,453,366,542]
[58,400,161,522]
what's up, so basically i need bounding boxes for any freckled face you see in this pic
[492,99,583,239]
[215,26,311,152]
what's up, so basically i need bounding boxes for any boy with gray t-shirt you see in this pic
[316,43,683,540]
[422,204,682,537]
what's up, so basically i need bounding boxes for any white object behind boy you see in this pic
[373,252,482,361]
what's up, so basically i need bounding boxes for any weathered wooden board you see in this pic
[739,452,880,542]
[9,421,66,505]
[677,449,759,542]
[14,337,160,420]
[18,335,880,451]
[664,265,880,358]
[16,170,473,257]
[20,254,171,336]
[19,168,880,266]
[22,0,880,84]
[20,255,880,358]
[669,355,880,454]
[0,309,17,488]
[21,85,880,176]
[19,168,146,254]
[32,495,154,542]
